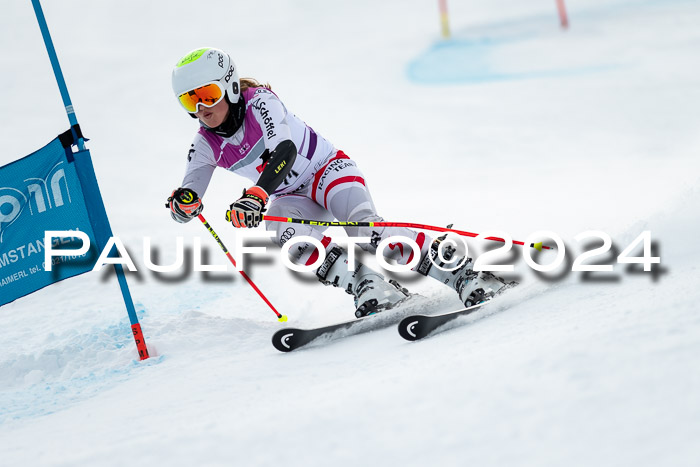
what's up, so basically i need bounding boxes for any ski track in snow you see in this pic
[1,0,700,466]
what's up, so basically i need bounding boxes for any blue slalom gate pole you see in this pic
[31,0,149,359]
[31,0,85,150]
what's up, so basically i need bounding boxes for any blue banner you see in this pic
[0,133,111,306]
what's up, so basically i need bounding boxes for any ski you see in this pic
[272,296,427,352]
[397,302,489,341]
[272,316,370,352]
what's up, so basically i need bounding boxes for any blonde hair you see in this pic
[240,77,272,92]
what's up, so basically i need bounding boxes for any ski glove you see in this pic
[166,187,203,223]
[227,186,269,228]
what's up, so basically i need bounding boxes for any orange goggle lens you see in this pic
[177,82,224,113]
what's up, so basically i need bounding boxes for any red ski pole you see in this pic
[259,215,553,251]
[198,214,287,322]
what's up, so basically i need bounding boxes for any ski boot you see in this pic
[416,233,517,307]
[316,246,410,318]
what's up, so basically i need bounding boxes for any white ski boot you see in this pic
[416,235,517,307]
[317,246,410,318]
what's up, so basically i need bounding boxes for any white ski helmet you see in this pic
[172,47,240,112]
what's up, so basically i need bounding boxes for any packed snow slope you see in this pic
[1,0,699,466]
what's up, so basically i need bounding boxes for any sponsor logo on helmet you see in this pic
[224,65,235,83]
[204,50,226,70]
[176,48,207,67]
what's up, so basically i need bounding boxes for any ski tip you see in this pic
[398,316,425,341]
[272,329,297,352]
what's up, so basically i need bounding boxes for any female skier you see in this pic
[166,47,510,317]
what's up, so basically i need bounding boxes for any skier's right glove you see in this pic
[166,187,203,223]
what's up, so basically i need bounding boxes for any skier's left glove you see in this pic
[227,186,269,228]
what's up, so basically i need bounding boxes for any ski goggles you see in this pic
[177,81,225,113]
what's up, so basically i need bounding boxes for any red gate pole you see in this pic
[438,0,450,38]
[556,0,569,29]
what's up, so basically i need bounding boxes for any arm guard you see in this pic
[256,140,297,195]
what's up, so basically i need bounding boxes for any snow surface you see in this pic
[1,0,700,466]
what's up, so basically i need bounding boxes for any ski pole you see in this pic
[259,215,553,251]
[198,214,288,322]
